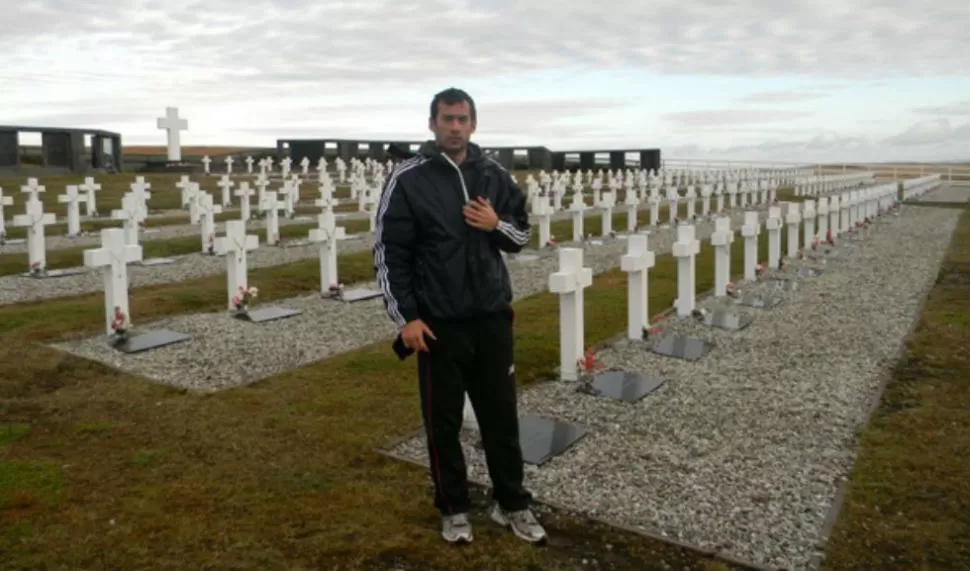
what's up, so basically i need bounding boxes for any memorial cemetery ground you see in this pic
[2,166,967,570]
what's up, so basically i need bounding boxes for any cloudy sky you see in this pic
[2,0,969,163]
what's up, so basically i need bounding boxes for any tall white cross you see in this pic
[201,155,212,175]
[710,216,734,297]
[784,202,801,257]
[78,177,101,216]
[765,206,782,269]
[802,200,817,245]
[129,177,152,219]
[186,183,203,224]
[13,199,56,271]
[621,233,655,340]
[225,155,235,175]
[234,182,255,221]
[548,247,593,381]
[156,107,188,162]
[83,228,143,336]
[245,156,254,174]
[672,224,700,317]
[531,196,553,247]
[198,192,224,253]
[261,191,284,245]
[217,175,234,207]
[214,220,259,311]
[622,187,639,233]
[598,191,616,237]
[740,211,761,281]
[57,185,87,237]
[308,210,347,293]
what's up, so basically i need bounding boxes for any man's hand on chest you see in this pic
[462,196,499,231]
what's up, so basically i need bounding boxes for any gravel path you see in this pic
[388,205,961,570]
[914,184,970,203]
[49,208,761,392]
[2,202,762,305]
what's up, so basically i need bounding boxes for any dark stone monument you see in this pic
[701,310,753,331]
[113,329,191,354]
[0,130,18,167]
[518,413,587,466]
[651,334,714,362]
[585,370,665,403]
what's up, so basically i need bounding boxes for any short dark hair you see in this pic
[430,88,476,122]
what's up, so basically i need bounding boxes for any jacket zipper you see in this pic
[441,153,471,203]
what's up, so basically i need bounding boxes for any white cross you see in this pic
[784,202,801,257]
[175,175,193,208]
[622,187,639,233]
[213,220,259,310]
[597,191,616,237]
[217,175,234,207]
[234,182,255,221]
[197,192,224,253]
[13,198,56,271]
[78,177,101,216]
[225,155,235,175]
[740,211,761,281]
[621,233,655,340]
[201,155,212,175]
[186,183,203,224]
[57,185,88,237]
[765,205,783,269]
[129,177,152,217]
[568,192,587,242]
[666,186,680,224]
[300,156,310,176]
[281,180,296,218]
[548,247,593,381]
[0,187,12,239]
[245,156,254,174]
[802,199,817,244]
[111,193,144,247]
[530,196,554,247]
[710,216,734,297]
[261,191,284,245]
[83,228,143,336]
[156,107,188,162]
[21,178,45,203]
[672,224,700,317]
[309,210,347,293]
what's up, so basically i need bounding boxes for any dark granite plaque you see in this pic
[702,310,753,331]
[518,413,587,466]
[23,267,87,279]
[341,288,383,303]
[738,294,784,309]
[237,306,304,323]
[589,370,665,403]
[651,334,714,362]
[113,329,191,354]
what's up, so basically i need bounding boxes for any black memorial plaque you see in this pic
[738,294,784,309]
[0,131,18,166]
[341,288,383,303]
[651,334,714,362]
[518,413,587,466]
[23,267,87,279]
[238,306,304,323]
[589,370,664,403]
[42,132,71,167]
[114,329,191,354]
[702,310,753,331]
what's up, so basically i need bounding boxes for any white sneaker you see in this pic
[490,503,547,544]
[441,513,473,544]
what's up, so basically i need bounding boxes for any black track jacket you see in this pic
[373,141,532,328]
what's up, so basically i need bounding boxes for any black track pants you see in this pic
[416,308,532,515]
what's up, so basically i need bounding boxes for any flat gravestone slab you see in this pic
[114,329,191,354]
[514,254,540,262]
[589,370,665,403]
[238,306,304,323]
[799,267,824,277]
[651,334,714,362]
[341,288,382,303]
[518,413,587,466]
[702,310,753,331]
[2,238,25,245]
[22,268,87,279]
[138,258,176,267]
[738,294,784,309]
[285,239,311,248]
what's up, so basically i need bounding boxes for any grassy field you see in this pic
[821,207,970,570]
[2,198,963,569]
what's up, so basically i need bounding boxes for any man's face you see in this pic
[429,101,476,154]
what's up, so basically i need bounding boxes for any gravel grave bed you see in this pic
[387,206,961,571]
[49,209,760,392]
[914,184,970,203]
[2,203,764,305]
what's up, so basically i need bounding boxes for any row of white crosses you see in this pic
[793,171,875,197]
[548,182,901,380]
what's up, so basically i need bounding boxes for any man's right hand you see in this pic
[401,319,436,352]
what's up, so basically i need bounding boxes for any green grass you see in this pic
[820,209,970,571]
[0,216,775,570]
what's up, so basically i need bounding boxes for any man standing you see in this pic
[373,88,547,545]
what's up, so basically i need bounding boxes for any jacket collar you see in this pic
[417,140,485,167]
